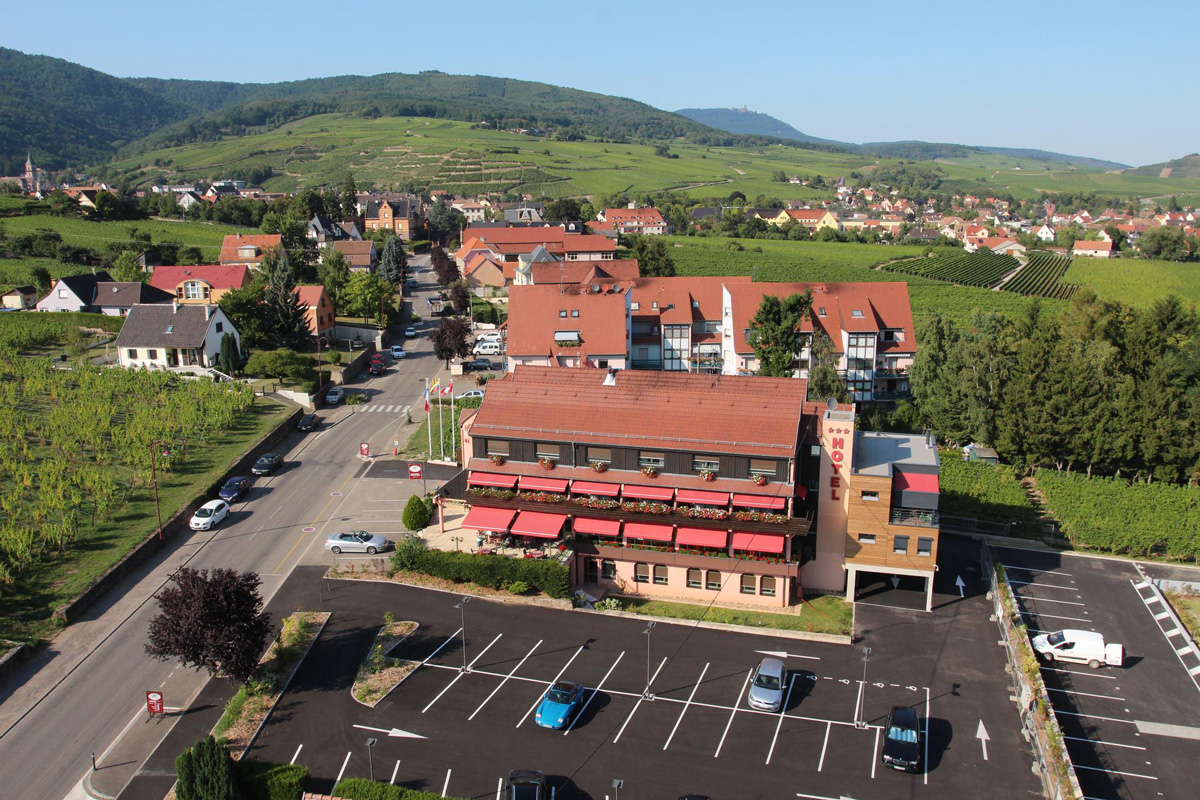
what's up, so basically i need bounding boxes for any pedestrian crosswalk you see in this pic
[354,404,408,413]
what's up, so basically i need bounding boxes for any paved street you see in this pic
[0,256,455,800]
[997,546,1200,800]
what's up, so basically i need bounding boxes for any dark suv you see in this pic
[881,705,922,772]
[297,413,318,432]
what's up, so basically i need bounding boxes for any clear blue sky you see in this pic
[4,0,1194,166]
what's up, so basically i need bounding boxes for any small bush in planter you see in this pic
[590,460,608,473]
[641,466,659,478]
[539,457,556,470]
[490,454,506,465]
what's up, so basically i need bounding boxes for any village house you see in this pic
[329,240,378,273]
[35,270,114,313]
[1,285,39,310]
[218,234,285,269]
[363,197,420,240]
[1073,240,1115,258]
[148,265,252,305]
[504,284,631,370]
[295,285,334,338]
[599,207,668,235]
[93,281,175,317]
[114,303,240,373]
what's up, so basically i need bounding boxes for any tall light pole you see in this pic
[365,737,377,781]
[856,646,871,728]
[315,335,328,387]
[150,441,170,542]
[642,622,656,700]
[455,596,471,673]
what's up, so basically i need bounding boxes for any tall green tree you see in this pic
[218,284,268,350]
[216,333,242,376]
[260,248,310,349]
[628,235,675,277]
[379,236,407,284]
[340,173,358,220]
[427,199,465,244]
[432,316,472,367]
[747,291,812,377]
[544,198,582,222]
[342,271,395,323]
[317,249,351,311]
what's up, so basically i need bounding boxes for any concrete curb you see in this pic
[350,623,421,708]
[0,640,29,685]
[326,570,574,611]
[577,607,852,645]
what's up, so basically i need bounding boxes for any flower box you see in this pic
[589,461,608,473]
[571,496,620,510]
[641,466,660,478]
[539,457,556,470]
[675,505,731,521]
[699,470,717,482]
[731,510,788,524]
[467,487,514,500]
[516,490,565,504]
[751,474,769,487]
[489,454,506,466]
[619,500,672,515]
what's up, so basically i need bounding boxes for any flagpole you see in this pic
[438,388,445,462]
[425,378,432,461]
[450,384,457,462]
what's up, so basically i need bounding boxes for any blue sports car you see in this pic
[535,680,585,729]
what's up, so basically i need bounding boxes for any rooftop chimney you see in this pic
[603,368,618,387]
[172,301,179,314]
[205,305,213,321]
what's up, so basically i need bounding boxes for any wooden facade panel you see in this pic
[844,471,938,571]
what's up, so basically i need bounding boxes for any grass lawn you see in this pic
[400,398,482,460]
[1,398,291,645]
[1063,257,1200,308]
[2,215,245,261]
[1169,593,1200,642]
[615,593,852,636]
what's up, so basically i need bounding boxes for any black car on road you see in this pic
[465,358,492,372]
[505,770,546,800]
[881,705,922,772]
[251,453,283,476]
[218,476,252,502]
[297,413,319,432]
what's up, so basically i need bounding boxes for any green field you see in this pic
[663,236,1059,324]
[2,215,246,261]
[103,114,1200,202]
[0,256,94,294]
[1063,257,1200,308]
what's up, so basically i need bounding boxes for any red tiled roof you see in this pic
[506,284,630,357]
[629,275,751,325]
[786,209,830,221]
[219,234,283,264]
[148,264,251,293]
[294,285,327,309]
[1073,240,1113,252]
[469,366,807,458]
[331,240,376,267]
[528,259,640,286]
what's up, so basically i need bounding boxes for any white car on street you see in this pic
[190,499,230,531]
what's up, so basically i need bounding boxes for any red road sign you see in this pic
[146,691,164,715]
[360,442,370,457]
[409,464,423,480]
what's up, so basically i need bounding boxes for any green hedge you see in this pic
[393,548,570,598]
[234,759,309,800]
[332,778,465,800]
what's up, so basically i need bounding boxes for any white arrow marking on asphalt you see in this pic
[755,649,820,661]
[976,719,990,760]
[956,575,966,597]
[354,723,428,739]
[890,576,900,589]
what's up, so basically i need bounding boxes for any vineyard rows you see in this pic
[1003,253,1079,300]
[0,355,255,587]
[882,251,1017,287]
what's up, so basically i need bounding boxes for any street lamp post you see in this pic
[455,596,471,673]
[150,441,170,542]
[856,646,872,728]
[365,737,377,781]
[315,336,328,386]
[642,622,656,700]
[451,535,462,552]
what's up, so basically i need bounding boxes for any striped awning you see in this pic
[573,517,621,537]
[460,506,516,532]
[570,480,620,497]
[676,489,730,506]
[732,531,786,554]
[732,493,787,511]
[676,527,728,549]
[468,472,518,489]
[622,484,675,502]
[623,523,674,543]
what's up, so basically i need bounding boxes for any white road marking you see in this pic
[871,726,880,779]
[420,628,462,667]
[1176,645,1192,655]
[663,662,709,751]
[1153,611,1172,621]
[516,645,586,728]
[1019,610,1091,623]
[797,794,860,800]
[766,673,799,765]
[335,751,351,784]
[421,632,500,714]
[1008,579,1077,591]
[1073,764,1157,780]
[1055,710,1137,724]
[612,656,667,742]
[469,640,542,720]
[1063,735,1146,750]
[565,651,625,736]
[714,669,753,758]
[1041,666,1118,680]
[495,777,503,800]
[390,760,401,785]
[468,633,504,670]
[1135,720,1200,739]
[924,686,931,785]
[1016,595,1088,606]
[1144,594,1162,604]
[442,768,452,796]
[1165,628,1182,637]
[1047,687,1126,701]
[853,679,864,723]
[1190,664,1200,676]
[817,721,832,771]
[290,744,303,764]
[1132,580,1149,589]
[1002,564,1073,577]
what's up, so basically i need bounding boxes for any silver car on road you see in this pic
[325,531,392,555]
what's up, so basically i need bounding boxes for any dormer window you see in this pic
[818,307,826,316]
[571,310,579,317]
[559,310,567,317]
[652,301,658,309]
[851,310,864,318]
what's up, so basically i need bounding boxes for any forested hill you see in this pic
[675,108,842,146]
[0,48,186,175]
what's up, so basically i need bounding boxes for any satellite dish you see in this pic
[591,283,601,294]
[826,397,838,412]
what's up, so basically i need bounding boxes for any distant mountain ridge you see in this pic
[678,106,1129,169]
[1124,153,1200,179]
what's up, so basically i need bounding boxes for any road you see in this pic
[0,255,447,800]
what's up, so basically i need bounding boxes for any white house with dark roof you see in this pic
[35,270,113,313]
[93,282,175,317]
[114,303,239,372]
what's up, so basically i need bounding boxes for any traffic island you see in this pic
[351,615,420,707]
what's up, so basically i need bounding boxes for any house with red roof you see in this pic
[453,226,616,268]
[219,234,285,269]
[445,366,941,609]
[148,265,252,305]
[329,240,378,272]
[1073,239,1114,258]
[600,207,668,235]
[463,253,508,290]
[294,285,334,338]
[504,284,632,370]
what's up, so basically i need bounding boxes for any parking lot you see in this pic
[243,537,1039,800]
[998,546,1200,800]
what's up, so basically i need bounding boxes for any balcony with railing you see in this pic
[889,507,940,528]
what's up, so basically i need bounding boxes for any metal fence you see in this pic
[980,542,1082,800]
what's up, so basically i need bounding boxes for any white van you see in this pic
[1031,629,1124,668]
[473,341,502,356]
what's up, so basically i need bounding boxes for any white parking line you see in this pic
[442,768,452,796]
[663,662,709,751]
[421,633,503,714]
[1009,579,1077,591]
[516,645,586,728]
[923,686,930,785]
[469,640,542,720]
[871,726,880,779]
[612,657,668,742]
[765,673,799,765]
[390,760,401,785]
[422,671,466,714]
[565,651,626,736]
[335,751,352,784]
[468,634,504,670]
[1047,687,1126,701]
[1054,709,1137,725]
[1041,666,1118,680]
[290,744,303,765]
[420,628,463,667]
[714,670,754,758]
[816,721,832,771]
[495,777,503,800]
[1019,610,1091,623]
[1073,764,1157,780]
[1016,595,1088,606]
[1063,735,1146,751]
[1002,564,1073,577]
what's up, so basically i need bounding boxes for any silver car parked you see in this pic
[746,657,786,712]
[324,530,392,555]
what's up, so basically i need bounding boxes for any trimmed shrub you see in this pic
[175,735,239,800]
[390,549,570,598]
[402,495,430,533]
[332,778,465,800]
[233,759,309,800]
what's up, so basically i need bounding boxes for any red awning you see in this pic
[468,472,518,489]
[732,494,787,511]
[510,511,567,539]
[895,471,939,493]
[460,506,516,532]
[676,527,728,549]
[573,517,620,537]
[732,532,786,554]
[519,475,569,493]
[676,489,730,506]
[570,480,620,497]
[623,522,674,543]
[622,484,675,502]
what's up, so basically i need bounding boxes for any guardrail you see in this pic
[981,543,1082,800]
